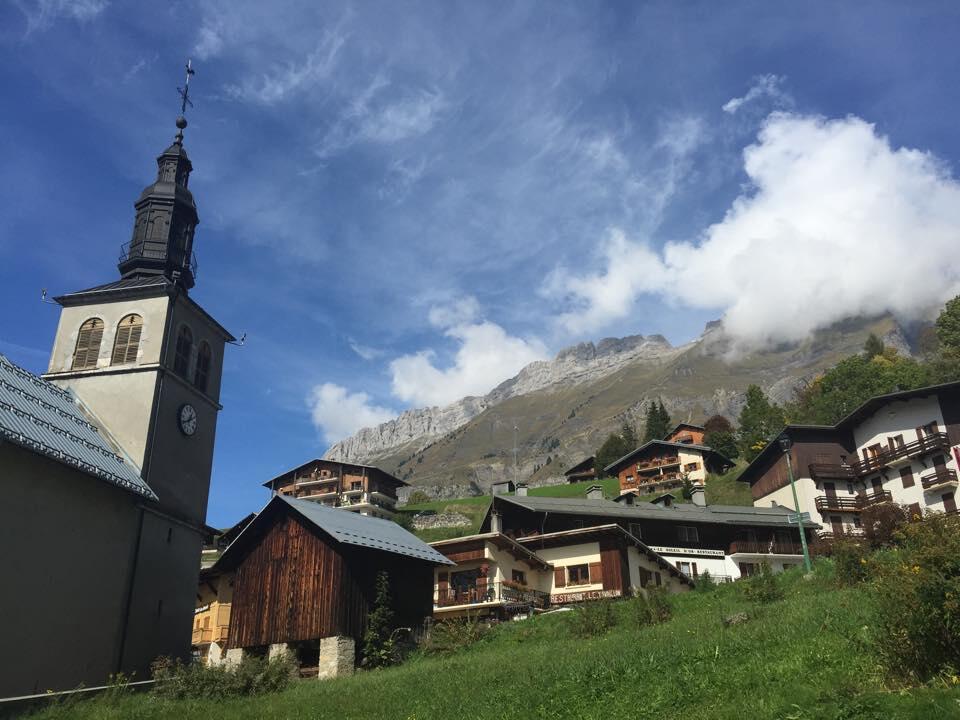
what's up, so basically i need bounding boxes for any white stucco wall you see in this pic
[534,541,604,595]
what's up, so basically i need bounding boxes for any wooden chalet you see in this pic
[606,440,733,495]
[564,456,597,483]
[210,495,452,677]
[263,458,408,519]
[664,423,706,445]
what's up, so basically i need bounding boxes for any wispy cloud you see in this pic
[723,74,793,115]
[15,0,108,35]
[348,339,383,361]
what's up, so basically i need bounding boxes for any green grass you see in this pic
[32,565,960,720]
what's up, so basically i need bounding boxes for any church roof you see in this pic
[0,354,155,500]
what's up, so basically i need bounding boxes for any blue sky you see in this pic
[3,1,960,526]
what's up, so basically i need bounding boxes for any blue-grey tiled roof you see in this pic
[0,354,156,500]
[279,496,453,565]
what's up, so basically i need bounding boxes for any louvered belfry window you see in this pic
[194,341,211,393]
[71,318,104,370]
[111,314,143,365]
[174,325,193,376]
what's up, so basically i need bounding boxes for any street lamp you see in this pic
[779,433,812,573]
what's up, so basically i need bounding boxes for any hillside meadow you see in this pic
[29,562,960,720]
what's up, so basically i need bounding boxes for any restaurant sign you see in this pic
[647,546,725,558]
[553,589,622,604]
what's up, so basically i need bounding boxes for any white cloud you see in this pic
[723,74,792,114]
[307,383,395,443]
[389,299,548,407]
[16,0,108,34]
[224,31,346,105]
[549,112,960,348]
[347,339,382,361]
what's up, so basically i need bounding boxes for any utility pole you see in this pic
[779,434,812,572]
[513,423,519,487]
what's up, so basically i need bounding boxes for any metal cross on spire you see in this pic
[177,59,195,116]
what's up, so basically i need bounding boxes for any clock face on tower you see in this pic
[178,403,198,436]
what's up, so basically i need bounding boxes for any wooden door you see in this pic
[824,482,837,499]
[830,515,843,535]
[871,478,883,495]
[933,454,947,471]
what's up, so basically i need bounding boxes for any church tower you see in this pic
[40,71,233,670]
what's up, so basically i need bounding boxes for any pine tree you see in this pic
[620,421,638,450]
[643,399,672,442]
[863,333,885,359]
[737,385,786,461]
[362,571,397,668]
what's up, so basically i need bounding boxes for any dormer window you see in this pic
[174,325,192,376]
[111,314,143,365]
[71,318,104,370]
[194,341,211,392]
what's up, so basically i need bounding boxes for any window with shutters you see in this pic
[71,318,104,370]
[173,325,192,376]
[194,341,212,392]
[677,525,699,543]
[511,569,526,585]
[900,466,915,489]
[110,314,143,365]
[567,564,590,586]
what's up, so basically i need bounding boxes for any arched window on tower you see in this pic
[174,325,193,377]
[194,341,212,393]
[71,318,104,370]
[111,314,143,365]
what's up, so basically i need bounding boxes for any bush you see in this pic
[151,653,295,700]
[860,503,909,548]
[695,570,716,592]
[406,490,431,506]
[570,599,617,638]
[872,512,960,683]
[631,588,673,625]
[831,537,871,586]
[741,563,784,603]
[362,571,399,668]
[421,616,490,655]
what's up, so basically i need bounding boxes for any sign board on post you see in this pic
[787,512,811,524]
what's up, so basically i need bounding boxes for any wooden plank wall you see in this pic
[228,514,366,648]
[598,536,624,592]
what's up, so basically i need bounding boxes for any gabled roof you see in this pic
[739,380,960,486]
[604,439,733,474]
[0,354,155,499]
[666,422,705,436]
[564,456,596,475]
[262,458,408,489]
[430,532,552,570]
[485,494,819,529]
[217,495,452,569]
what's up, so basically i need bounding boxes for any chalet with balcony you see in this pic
[605,440,734,496]
[263,459,407,519]
[738,381,960,537]
[193,567,232,665]
[430,525,692,618]
[478,492,817,583]
[564,456,597,483]
[664,423,706,445]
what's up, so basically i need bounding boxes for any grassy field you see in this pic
[31,564,960,720]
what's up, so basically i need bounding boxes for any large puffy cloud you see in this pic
[307,383,395,444]
[550,113,960,347]
[389,299,548,407]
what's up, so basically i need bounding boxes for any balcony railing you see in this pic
[728,540,805,555]
[191,625,228,645]
[851,433,951,475]
[808,463,857,483]
[119,241,198,279]
[435,582,550,609]
[815,490,892,513]
[920,468,959,491]
[637,456,680,473]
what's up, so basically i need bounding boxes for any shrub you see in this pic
[362,571,399,668]
[860,503,909,548]
[631,588,673,625]
[151,653,295,700]
[406,490,431,506]
[741,563,784,603]
[831,537,871,586]
[872,512,960,683]
[421,616,490,655]
[570,599,617,638]
[695,570,716,592]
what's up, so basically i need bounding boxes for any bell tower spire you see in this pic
[118,60,200,291]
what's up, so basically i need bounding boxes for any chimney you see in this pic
[490,510,502,534]
[586,485,604,500]
[515,482,528,497]
[691,484,706,507]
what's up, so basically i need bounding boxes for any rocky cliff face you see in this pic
[323,334,682,463]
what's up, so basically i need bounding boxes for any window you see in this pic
[888,434,905,451]
[900,466,915,489]
[194,341,212,392]
[71,318,104,370]
[628,522,643,539]
[567,564,590,586]
[174,325,192,376]
[511,570,526,585]
[846,482,854,494]
[654,572,662,587]
[350,481,362,491]
[684,462,700,472]
[677,525,699,543]
[110,314,143,365]
[853,515,862,529]
[677,561,699,578]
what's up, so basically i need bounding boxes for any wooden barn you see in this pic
[212,495,452,677]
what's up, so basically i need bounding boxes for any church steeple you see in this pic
[118,61,199,291]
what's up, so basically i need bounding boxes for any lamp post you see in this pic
[779,434,812,573]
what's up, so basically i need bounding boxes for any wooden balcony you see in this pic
[191,625,228,646]
[435,582,550,610]
[728,540,805,556]
[851,433,950,475]
[808,463,857,483]
[636,456,680,474]
[815,490,892,513]
[920,468,959,492]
